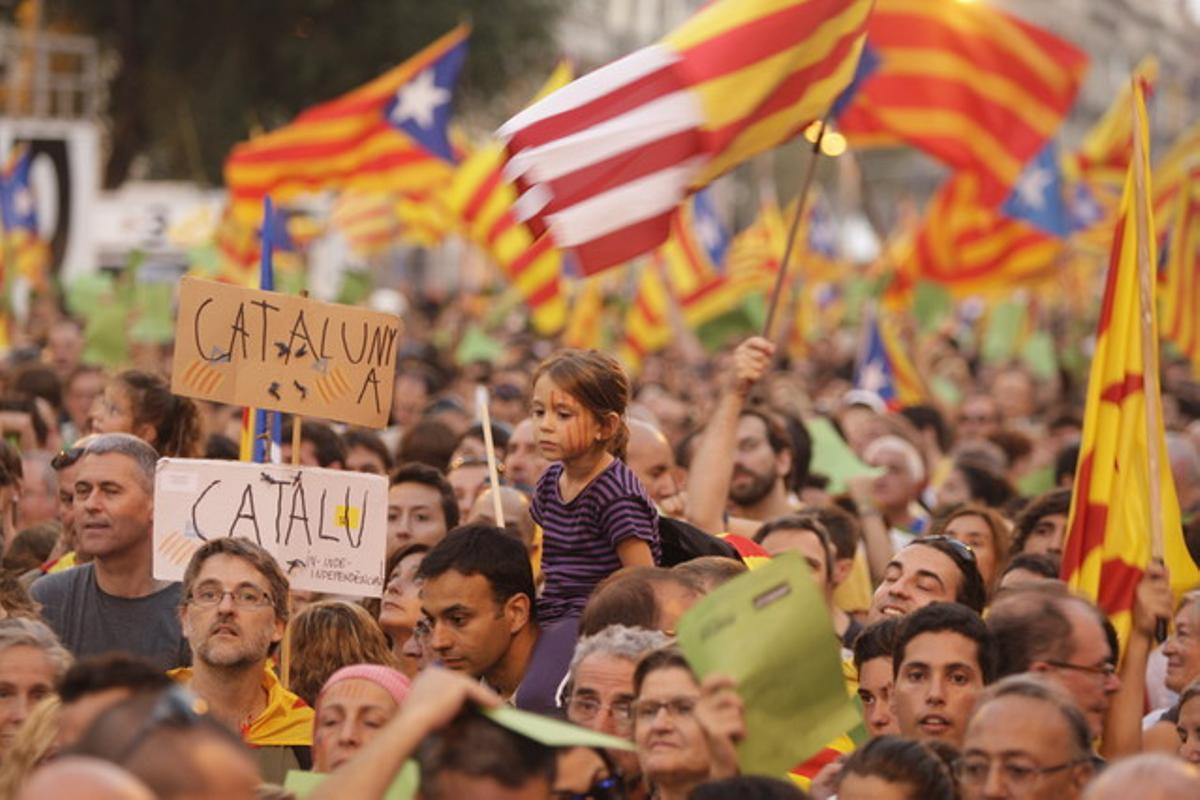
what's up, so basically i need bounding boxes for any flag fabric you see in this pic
[562,277,608,351]
[239,198,285,464]
[498,0,872,275]
[330,190,402,257]
[854,307,923,409]
[1061,83,1200,650]
[837,0,1088,208]
[726,196,789,296]
[1154,121,1200,240]
[1074,56,1158,196]
[445,64,574,335]
[618,263,673,375]
[894,172,1063,298]
[657,190,743,328]
[0,144,50,287]
[225,26,468,222]
[1160,166,1200,375]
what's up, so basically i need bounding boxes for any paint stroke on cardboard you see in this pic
[171,276,402,428]
[153,458,387,597]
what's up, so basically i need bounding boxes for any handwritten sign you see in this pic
[171,276,402,428]
[153,459,387,597]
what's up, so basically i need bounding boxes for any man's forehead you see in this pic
[967,694,1070,750]
[574,653,636,690]
[422,570,494,605]
[903,629,979,665]
[896,545,960,583]
[194,553,269,586]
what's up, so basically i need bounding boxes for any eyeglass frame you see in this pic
[186,580,275,609]
[630,695,698,726]
[954,753,1090,788]
[1041,659,1117,679]
[917,534,978,563]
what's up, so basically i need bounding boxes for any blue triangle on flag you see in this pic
[1001,141,1071,238]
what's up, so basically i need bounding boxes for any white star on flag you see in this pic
[390,69,450,129]
[12,188,33,219]
[1015,166,1053,211]
[858,360,887,393]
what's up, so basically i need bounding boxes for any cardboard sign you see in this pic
[171,276,402,428]
[153,459,387,597]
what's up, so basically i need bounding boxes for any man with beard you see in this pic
[687,337,806,537]
[170,538,312,784]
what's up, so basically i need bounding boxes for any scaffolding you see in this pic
[0,25,101,120]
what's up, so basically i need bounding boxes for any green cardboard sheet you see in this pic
[806,416,883,494]
[676,552,863,776]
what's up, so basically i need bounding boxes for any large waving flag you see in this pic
[225,26,468,222]
[1154,121,1200,240]
[894,172,1063,298]
[838,0,1087,208]
[1061,83,1200,649]
[657,189,743,328]
[498,0,872,275]
[1160,167,1200,375]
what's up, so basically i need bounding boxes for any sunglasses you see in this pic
[916,534,978,564]
[114,686,208,764]
[51,446,85,471]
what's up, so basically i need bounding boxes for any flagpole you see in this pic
[762,119,827,339]
[1130,81,1168,642]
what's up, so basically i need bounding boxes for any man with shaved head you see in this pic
[1082,753,1200,799]
[626,419,684,514]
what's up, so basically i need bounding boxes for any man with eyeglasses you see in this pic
[958,676,1095,800]
[564,625,672,800]
[31,434,189,670]
[171,537,313,784]
[987,581,1124,741]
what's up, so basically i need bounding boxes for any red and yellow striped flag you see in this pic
[224,26,467,223]
[618,263,672,375]
[1061,82,1200,649]
[562,278,607,351]
[1160,166,1200,375]
[838,0,1088,207]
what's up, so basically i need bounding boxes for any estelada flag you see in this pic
[225,26,468,223]
[1061,80,1200,650]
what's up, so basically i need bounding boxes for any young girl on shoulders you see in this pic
[529,349,659,625]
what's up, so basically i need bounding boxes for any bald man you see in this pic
[19,757,155,800]
[1082,753,1200,799]
[626,419,684,514]
[468,486,538,554]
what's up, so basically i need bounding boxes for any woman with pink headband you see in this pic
[312,664,411,773]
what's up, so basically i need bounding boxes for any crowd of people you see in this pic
[0,307,1196,800]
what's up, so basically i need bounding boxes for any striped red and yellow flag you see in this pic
[894,172,1063,298]
[562,278,607,351]
[617,263,673,375]
[445,64,573,335]
[1073,57,1158,195]
[330,190,400,257]
[224,26,467,223]
[839,0,1088,207]
[1160,166,1200,375]
[1154,121,1200,241]
[657,198,742,329]
[1062,82,1200,649]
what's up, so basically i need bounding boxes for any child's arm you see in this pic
[616,537,655,567]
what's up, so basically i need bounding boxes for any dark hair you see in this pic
[398,419,458,473]
[689,776,809,799]
[13,364,62,410]
[579,567,702,637]
[0,572,37,620]
[1011,489,1072,554]
[836,736,955,800]
[752,513,834,582]
[900,404,951,454]
[392,462,459,529]
[181,538,291,623]
[114,370,203,458]
[739,409,795,486]
[949,461,1016,509]
[852,617,901,673]
[458,422,512,454]
[632,646,693,697]
[906,538,988,613]
[2,521,60,574]
[988,429,1033,469]
[533,349,631,460]
[986,582,1084,677]
[283,419,347,468]
[1001,552,1061,581]
[812,505,859,561]
[893,602,997,684]
[779,411,813,491]
[671,556,747,592]
[202,433,239,460]
[385,542,431,584]
[342,428,394,473]
[1054,444,1081,489]
[417,524,536,617]
[417,710,556,799]
[58,654,172,703]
